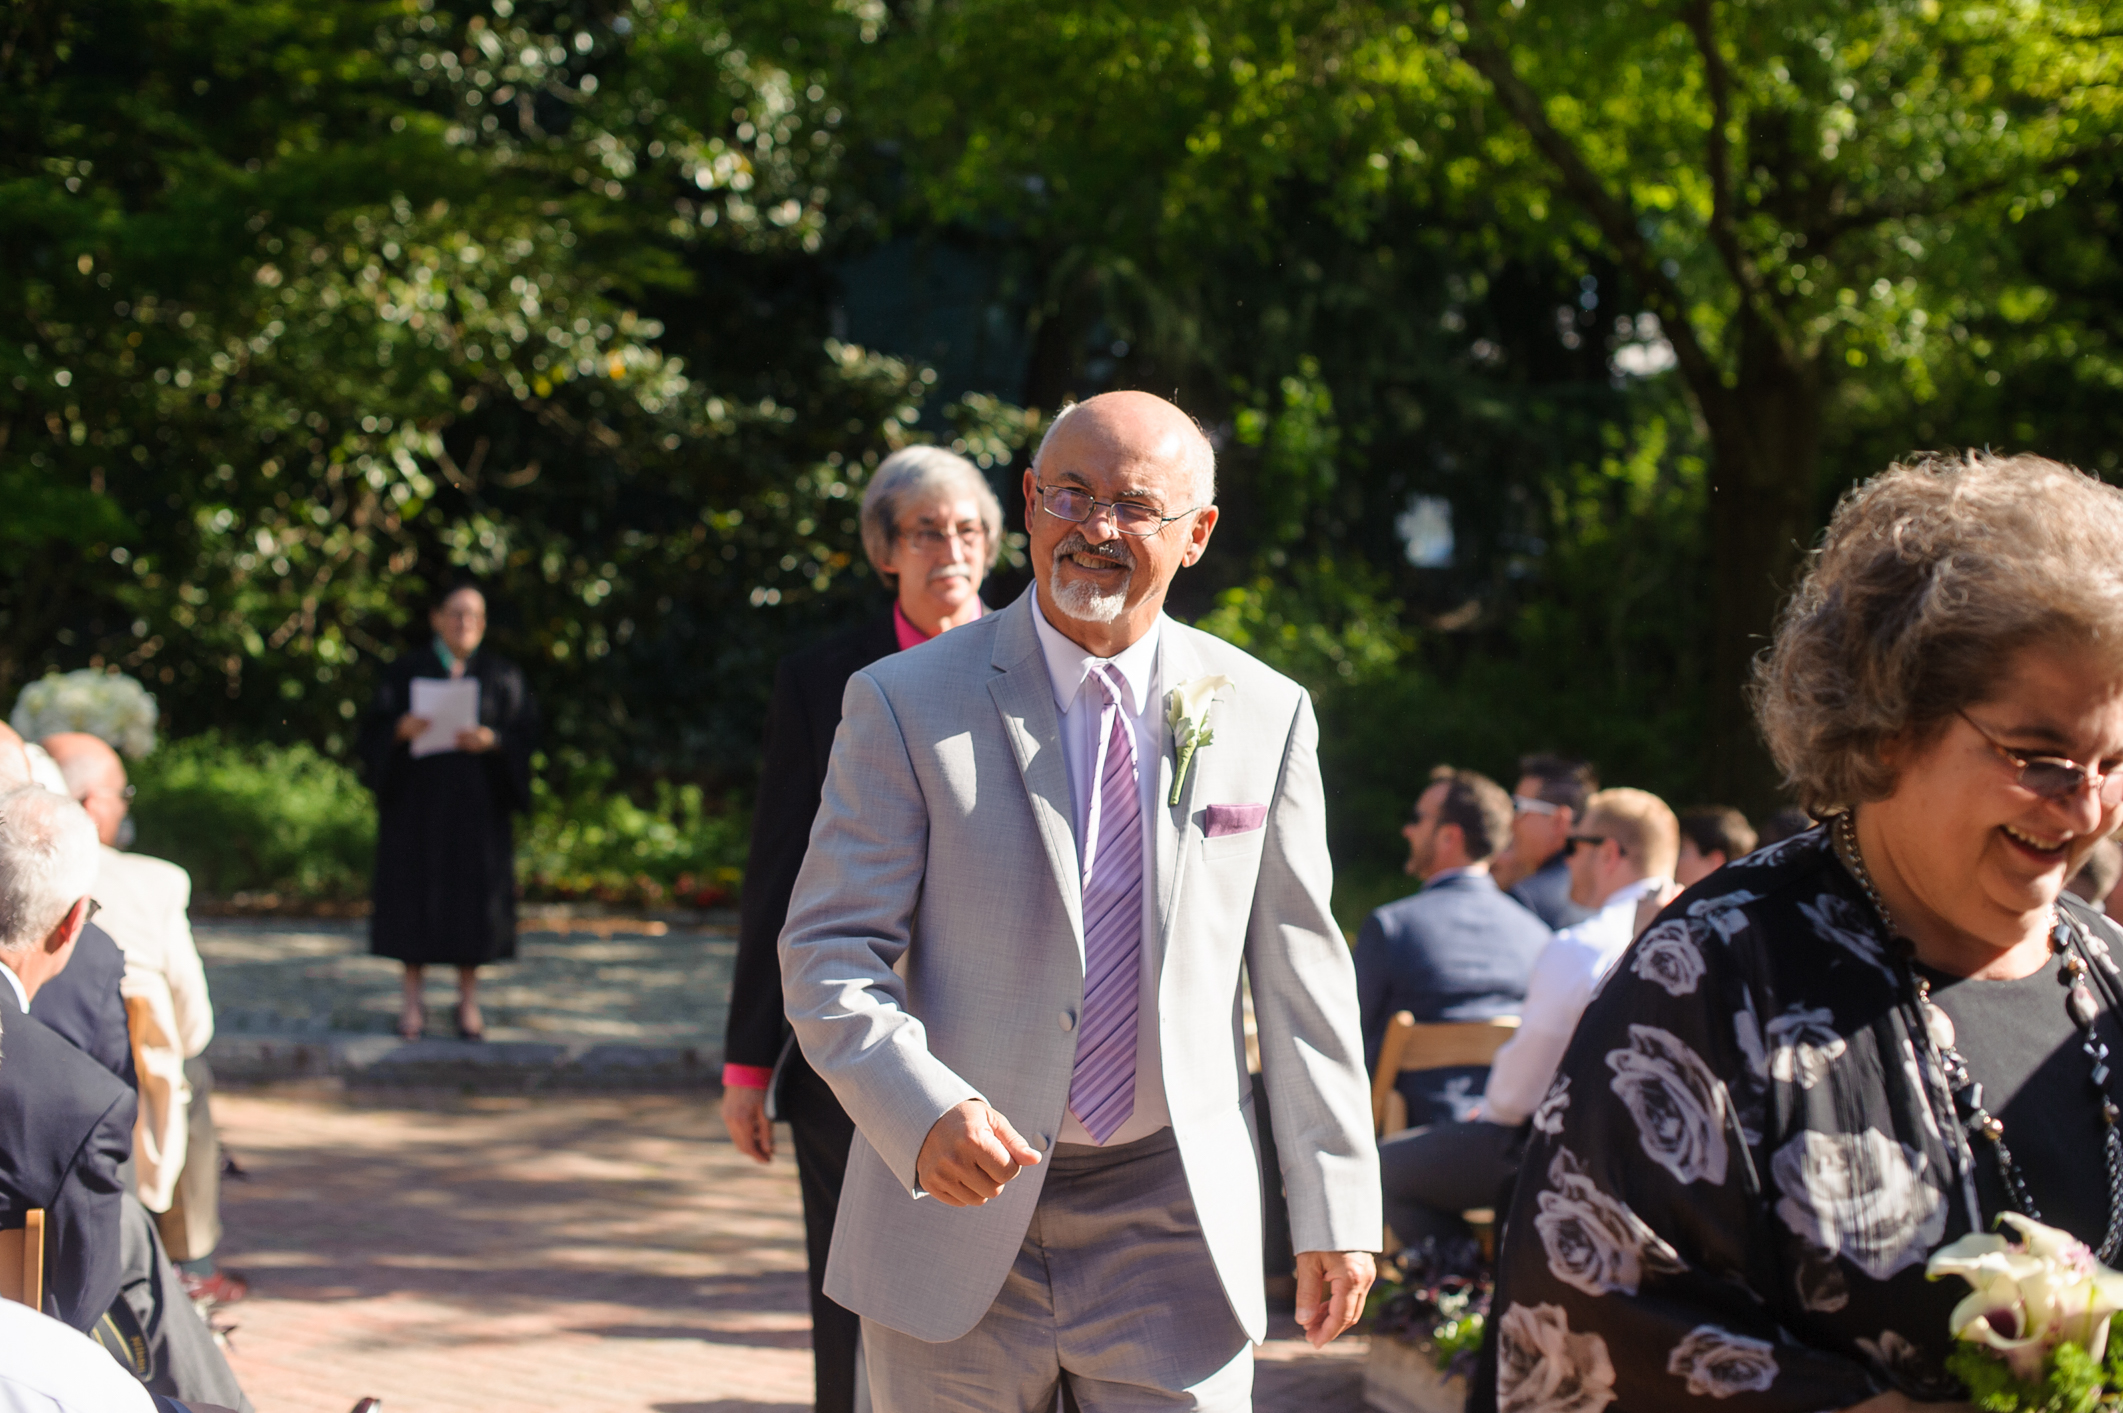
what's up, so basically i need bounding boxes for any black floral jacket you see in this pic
[1492,826,2123,1410]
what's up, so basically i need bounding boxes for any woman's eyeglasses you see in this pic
[899,524,985,552]
[1959,710,2123,805]
[1036,483,1201,538]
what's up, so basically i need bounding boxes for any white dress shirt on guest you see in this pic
[0,1299,159,1413]
[1480,875,1668,1127]
[1029,594,1172,1149]
[91,845,214,1213]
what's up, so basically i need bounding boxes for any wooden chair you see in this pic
[1370,1012,1521,1137]
[0,1210,45,1310]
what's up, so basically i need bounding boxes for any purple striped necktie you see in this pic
[1068,663,1142,1144]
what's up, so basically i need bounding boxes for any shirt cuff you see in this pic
[722,1063,774,1090]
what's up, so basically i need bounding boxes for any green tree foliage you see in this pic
[1,0,1018,787]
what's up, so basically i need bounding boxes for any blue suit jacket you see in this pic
[1353,870,1552,1127]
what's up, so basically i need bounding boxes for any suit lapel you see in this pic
[987,598,1085,956]
[1154,624,1206,966]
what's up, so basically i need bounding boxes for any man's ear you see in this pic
[44,897,88,955]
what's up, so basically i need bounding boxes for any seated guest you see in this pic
[1675,804,1758,888]
[2067,835,2122,912]
[1355,767,1551,1128]
[1377,787,1676,1252]
[0,723,133,1087]
[45,732,235,1305]
[0,785,134,1331]
[1493,753,1599,931]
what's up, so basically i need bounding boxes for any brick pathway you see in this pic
[213,1087,1368,1413]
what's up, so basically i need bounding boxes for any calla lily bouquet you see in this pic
[1927,1214,2123,1409]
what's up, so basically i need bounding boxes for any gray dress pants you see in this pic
[861,1128,1252,1413]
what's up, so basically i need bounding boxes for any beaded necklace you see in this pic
[1831,809,2123,1261]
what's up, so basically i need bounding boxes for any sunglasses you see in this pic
[1565,833,1624,857]
[1959,710,2123,805]
[1513,794,1563,817]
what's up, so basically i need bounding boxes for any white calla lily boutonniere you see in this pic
[1166,674,1233,806]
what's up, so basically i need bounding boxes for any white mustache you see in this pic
[1054,532,1134,570]
[927,564,973,583]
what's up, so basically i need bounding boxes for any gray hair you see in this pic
[858,446,1005,581]
[1030,401,1218,508]
[0,786,98,953]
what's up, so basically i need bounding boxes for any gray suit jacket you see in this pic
[779,592,1380,1343]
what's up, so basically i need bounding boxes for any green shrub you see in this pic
[517,751,748,909]
[130,733,375,901]
[130,735,749,909]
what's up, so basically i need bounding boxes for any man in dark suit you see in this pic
[32,921,138,1089]
[719,444,1002,1413]
[1496,753,1599,932]
[0,785,135,1332]
[1354,766,1551,1130]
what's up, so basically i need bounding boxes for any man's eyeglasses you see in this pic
[1513,794,1562,817]
[899,524,986,552]
[1036,483,1203,538]
[1958,710,2123,805]
[1565,833,1623,857]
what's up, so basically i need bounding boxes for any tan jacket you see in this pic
[92,846,213,1212]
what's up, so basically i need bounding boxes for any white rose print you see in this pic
[1686,889,1762,943]
[1531,1075,1571,1136]
[1630,923,1706,996]
[1772,1128,1946,1281]
[1606,1025,1731,1186]
[1666,1325,1779,1398]
[1497,1302,1618,1413]
[1760,1006,1845,1089]
[1533,1147,1685,1297]
[1796,892,1898,986]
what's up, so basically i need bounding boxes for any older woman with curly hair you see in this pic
[1490,452,2123,1412]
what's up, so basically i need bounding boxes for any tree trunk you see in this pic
[1694,308,1823,811]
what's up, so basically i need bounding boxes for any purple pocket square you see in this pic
[1203,803,1268,838]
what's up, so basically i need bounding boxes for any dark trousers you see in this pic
[1377,1119,1520,1249]
[781,1053,860,1413]
[116,1196,253,1411]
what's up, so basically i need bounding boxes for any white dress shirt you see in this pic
[0,963,25,1013]
[1030,595,1172,1148]
[1481,874,1668,1126]
[0,1299,158,1413]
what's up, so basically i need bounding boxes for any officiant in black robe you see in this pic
[359,583,537,1042]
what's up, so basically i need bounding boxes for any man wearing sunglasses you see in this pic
[1378,787,1676,1259]
[781,390,1378,1411]
[1494,753,1599,931]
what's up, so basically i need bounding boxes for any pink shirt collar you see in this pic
[894,598,982,651]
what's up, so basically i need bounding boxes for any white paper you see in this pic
[408,678,481,758]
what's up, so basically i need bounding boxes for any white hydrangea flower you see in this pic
[11,669,160,758]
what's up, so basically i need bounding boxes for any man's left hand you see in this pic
[1294,1249,1375,1348]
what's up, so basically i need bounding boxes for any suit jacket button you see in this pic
[1059,1010,1075,1031]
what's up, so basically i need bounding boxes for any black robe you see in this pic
[359,645,537,968]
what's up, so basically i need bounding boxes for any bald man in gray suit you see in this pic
[780,392,1379,1411]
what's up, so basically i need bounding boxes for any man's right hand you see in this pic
[720,1084,775,1164]
[915,1099,1042,1206]
[395,713,431,742]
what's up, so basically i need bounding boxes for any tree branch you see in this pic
[1451,2,1727,395]
[1683,0,1766,308]
[1807,135,2123,247]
